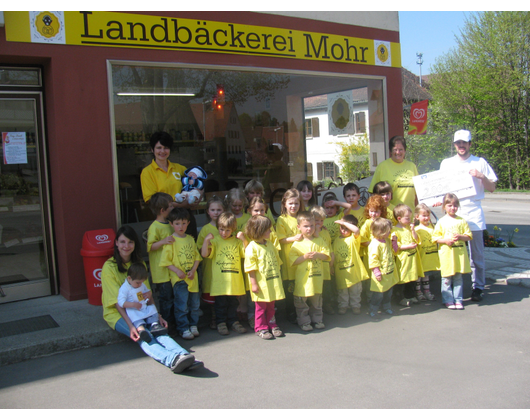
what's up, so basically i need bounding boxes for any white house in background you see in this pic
[304,88,369,183]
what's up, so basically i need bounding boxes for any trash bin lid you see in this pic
[81,229,115,252]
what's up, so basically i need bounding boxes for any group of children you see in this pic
[119,178,473,341]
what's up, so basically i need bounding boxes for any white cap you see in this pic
[454,129,471,143]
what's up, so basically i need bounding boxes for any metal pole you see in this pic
[416,53,424,87]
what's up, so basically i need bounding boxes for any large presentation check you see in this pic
[413,169,477,206]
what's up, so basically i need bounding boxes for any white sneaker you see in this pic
[190,326,200,337]
[181,329,194,340]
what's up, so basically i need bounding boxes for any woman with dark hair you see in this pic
[140,131,198,239]
[368,135,419,210]
[101,225,203,373]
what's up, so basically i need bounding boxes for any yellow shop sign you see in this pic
[4,11,401,68]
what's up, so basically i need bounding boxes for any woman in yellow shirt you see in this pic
[101,225,203,373]
[140,131,199,239]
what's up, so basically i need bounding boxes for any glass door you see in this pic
[0,93,55,303]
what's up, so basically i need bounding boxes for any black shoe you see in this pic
[170,354,195,373]
[149,322,168,337]
[471,288,484,302]
[139,329,152,343]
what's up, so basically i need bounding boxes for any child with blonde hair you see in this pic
[244,179,275,226]
[414,203,439,301]
[432,194,472,310]
[310,205,334,314]
[201,211,247,334]
[289,211,331,331]
[333,214,369,315]
[224,188,250,233]
[392,204,424,307]
[244,215,285,339]
[276,188,302,322]
[196,195,225,328]
[368,218,399,317]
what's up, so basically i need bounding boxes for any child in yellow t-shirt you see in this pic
[372,181,397,226]
[146,192,176,326]
[368,217,399,317]
[201,212,247,336]
[432,194,472,310]
[322,191,352,244]
[343,183,366,228]
[160,208,202,340]
[414,203,439,301]
[244,215,285,339]
[196,195,225,328]
[333,214,369,315]
[276,188,302,323]
[225,188,250,233]
[392,204,424,307]
[244,179,276,226]
[289,211,330,331]
[310,205,335,315]
[296,180,317,211]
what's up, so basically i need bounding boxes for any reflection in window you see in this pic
[111,64,384,228]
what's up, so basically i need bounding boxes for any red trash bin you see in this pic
[80,229,116,305]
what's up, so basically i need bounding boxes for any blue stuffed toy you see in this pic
[175,165,207,204]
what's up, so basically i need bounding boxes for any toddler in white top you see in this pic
[117,263,167,342]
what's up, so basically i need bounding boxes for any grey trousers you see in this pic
[468,230,486,290]
[294,294,323,326]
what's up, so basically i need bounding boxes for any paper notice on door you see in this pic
[2,132,28,164]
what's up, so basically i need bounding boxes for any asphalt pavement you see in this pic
[1,192,530,408]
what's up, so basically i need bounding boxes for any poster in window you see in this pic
[328,91,354,136]
[2,132,28,164]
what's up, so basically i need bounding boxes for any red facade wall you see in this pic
[0,11,403,300]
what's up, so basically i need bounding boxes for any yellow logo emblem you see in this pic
[377,44,388,63]
[35,11,61,39]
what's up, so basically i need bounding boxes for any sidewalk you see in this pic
[1,247,530,366]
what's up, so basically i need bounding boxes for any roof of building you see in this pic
[401,67,432,103]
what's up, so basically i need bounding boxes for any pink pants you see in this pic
[254,301,277,332]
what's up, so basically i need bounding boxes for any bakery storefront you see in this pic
[0,11,403,303]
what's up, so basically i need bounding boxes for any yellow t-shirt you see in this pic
[432,215,473,278]
[244,240,285,303]
[235,213,251,234]
[349,206,366,229]
[386,202,397,226]
[416,223,441,273]
[101,258,150,329]
[333,234,369,289]
[369,158,419,210]
[159,234,202,291]
[265,208,276,227]
[318,228,332,281]
[206,236,246,296]
[323,209,344,244]
[392,226,423,284]
[368,238,399,293]
[140,159,187,203]
[147,220,174,284]
[196,222,220,294]
[289,236,330,297]
[276,214,300,281]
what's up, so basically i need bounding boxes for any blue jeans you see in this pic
[156,282,175,324]
[469,230,486,290]
[370,287,393,312]
[115,318,188,368]
[441,273,463,304]
[173,280,200,333]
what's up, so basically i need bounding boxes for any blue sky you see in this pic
[399,11,474,75]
